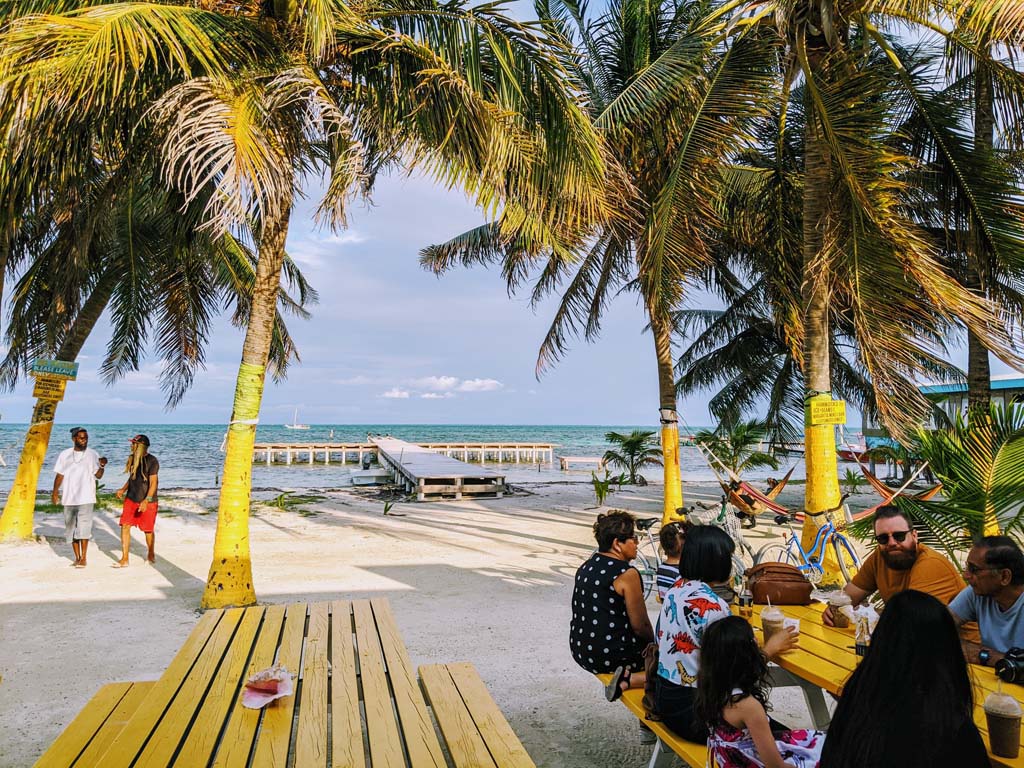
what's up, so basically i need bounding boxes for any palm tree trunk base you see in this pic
[803,419,844,586]
[0,413,56,541]
[660,424,685,525]
[201,554,257,609]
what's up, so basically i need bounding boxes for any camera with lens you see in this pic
[995,647,1024,683]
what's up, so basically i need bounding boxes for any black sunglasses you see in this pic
[875,530,912,545]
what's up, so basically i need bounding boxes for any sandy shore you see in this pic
[0,479,864,767]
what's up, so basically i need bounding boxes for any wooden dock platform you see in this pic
[370,437,506,501]
[253,443,377,465]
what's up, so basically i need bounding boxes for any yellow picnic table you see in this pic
[736,602,1024,768]
[34,598,535,768]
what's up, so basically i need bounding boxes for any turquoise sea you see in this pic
[0,423,805,491]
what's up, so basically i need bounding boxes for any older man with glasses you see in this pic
[949,536,1024,666]
[823,506,968,631]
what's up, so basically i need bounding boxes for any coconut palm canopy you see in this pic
[0,0,617,604]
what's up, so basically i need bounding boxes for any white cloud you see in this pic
[421,392,454,400]
[457,378,503,393]
[381,387,410,399]
[336,375,373,386]
[410,375,459,392]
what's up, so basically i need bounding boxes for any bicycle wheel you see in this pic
[755,543,797,567]
[632,550,657,599]
[831,535,861,584]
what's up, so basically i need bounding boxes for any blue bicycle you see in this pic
[754,499,861,585]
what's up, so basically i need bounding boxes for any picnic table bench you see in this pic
[558,456,607,471]
[595,673,707,768]
[34,599,535,768]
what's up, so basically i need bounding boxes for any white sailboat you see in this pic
[284,408,310,430]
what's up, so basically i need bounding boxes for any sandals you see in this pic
[605,666,630,702]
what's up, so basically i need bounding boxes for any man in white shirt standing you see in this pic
[52,427,107,567]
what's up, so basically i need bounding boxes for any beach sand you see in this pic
[0,479,857,767]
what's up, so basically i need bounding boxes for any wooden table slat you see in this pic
[33,683,133,768]
[95,610,226,767]
[170,607,265,768]
[295,602,330,767]
[134,608,247,768]
[73,682,156,767]
[211,604,288,768]
[372,598,447,768]
[250,603,307,768]
[354,600,406,768]
[446,663,535,768]
[330,602,365,768]
[419,664,496,767]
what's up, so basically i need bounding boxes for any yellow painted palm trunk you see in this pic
[201,362,263,609]
[0,400,57,541]
[661,424,685,525]
[802,400,844,586]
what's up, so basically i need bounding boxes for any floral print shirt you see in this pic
[656,579,730,686]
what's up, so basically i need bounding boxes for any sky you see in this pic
[1,171,1017,427]
[0,172,683,426]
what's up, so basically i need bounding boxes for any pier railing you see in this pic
[251,442,556,466]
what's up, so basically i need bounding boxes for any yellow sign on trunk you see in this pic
[807,399,847,426]
[32,377,67,401]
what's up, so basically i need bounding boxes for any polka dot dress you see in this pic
[569,553,644,674]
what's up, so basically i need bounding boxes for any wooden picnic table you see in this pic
[737,602,1024,767]
[43,598,533,768]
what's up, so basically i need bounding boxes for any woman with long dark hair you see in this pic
[697,616,824,767]
[819,589,988,767]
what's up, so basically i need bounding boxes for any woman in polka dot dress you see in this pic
[570,510,654,700]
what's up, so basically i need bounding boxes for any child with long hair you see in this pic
[655,521,688,601]
[819,590,988,767]
[697,616,825,768]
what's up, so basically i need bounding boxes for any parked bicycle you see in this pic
[754,497,861,584]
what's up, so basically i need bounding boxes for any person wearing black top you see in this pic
[113,434,160,567]
[819,589,989,767]
[570,510,654,701]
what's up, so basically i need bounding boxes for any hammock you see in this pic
[856,459,942,502]
[693,440,794,517]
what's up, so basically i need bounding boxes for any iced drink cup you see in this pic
[761,606,786,644]
[985,691,1022,758]
[829,593,852,628]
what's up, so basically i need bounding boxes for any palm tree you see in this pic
[0,169,311,541]
[0,0,612,607]
[422,0,772,524]
[694,419,779,477]
[646,8,1024,582]
[602,430,663,485]
[851,403,1024,565]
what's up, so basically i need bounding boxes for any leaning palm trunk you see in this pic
[800,105,844,585]
[967,57,995,416]
[202,204,291,609]
[0,278,115,540]
[651,309,684,523]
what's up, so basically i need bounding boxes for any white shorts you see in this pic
[64,504,95,544]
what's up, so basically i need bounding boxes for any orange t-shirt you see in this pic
[852,543,965,604]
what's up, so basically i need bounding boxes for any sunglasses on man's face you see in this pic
[875,530,912,545]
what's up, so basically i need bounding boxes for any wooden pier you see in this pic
[251,442,555,466]
[370,437,505,501]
